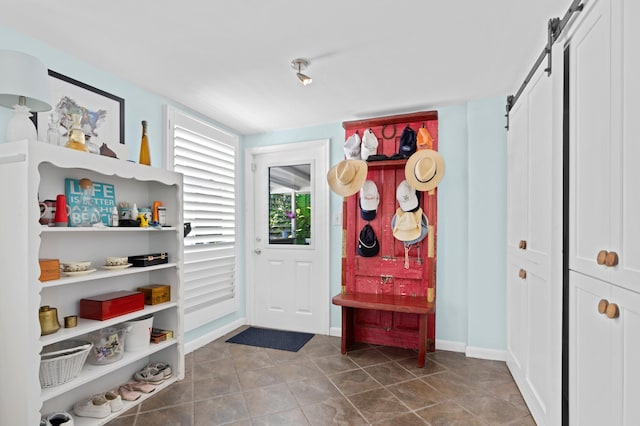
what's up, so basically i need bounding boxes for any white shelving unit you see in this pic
[0,140,184,425]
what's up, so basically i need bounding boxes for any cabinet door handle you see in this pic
[598,299,609,314]
[605,251,619,267]
[519,269,527,279]
[597,250,608,265]
[519,240,527,250]
[606,303,619,319]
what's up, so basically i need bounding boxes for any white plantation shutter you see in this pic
[165,107,238,332]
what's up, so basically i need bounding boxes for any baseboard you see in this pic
[465,346,507,361]
[184,317,247,354]
[435,339,466,353]
[329,326,341,337]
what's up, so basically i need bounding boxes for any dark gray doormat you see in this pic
[226,327,314,352]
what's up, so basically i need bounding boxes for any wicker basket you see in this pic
[39,340,92,388]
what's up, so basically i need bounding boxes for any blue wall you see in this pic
[244,101,508,352]
[467,98,507,350]
[1,24,508,353]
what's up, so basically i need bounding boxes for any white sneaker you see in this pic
[73,396,111,418]
[103,390,124,412]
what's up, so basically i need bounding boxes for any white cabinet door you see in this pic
[570,0,640,289]
[614,0,640,291]
[569,0,613,282]
[506,52,562,425]
[569,271,616,426]
[611,284,640,425]
[570,271,640,426]
[506,261,527,372]
[506,96,528,261]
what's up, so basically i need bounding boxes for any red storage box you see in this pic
[80,291,145,321]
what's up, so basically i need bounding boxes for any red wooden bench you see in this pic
[332,292,435,367]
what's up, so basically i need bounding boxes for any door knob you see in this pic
[598,299,609,314]
[519,240,527,250]
[597,250,608,265]
[254,248,262,255]
[606,303,619,319]
[519,269,527,279]
[605,251,618,267]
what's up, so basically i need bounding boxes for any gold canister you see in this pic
[64,315,78,328]
[39,306,61,336]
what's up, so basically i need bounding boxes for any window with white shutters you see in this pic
[165,107,238,332]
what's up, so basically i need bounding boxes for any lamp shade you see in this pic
[0,50,51,112]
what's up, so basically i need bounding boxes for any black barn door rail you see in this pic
[505,0,584,130]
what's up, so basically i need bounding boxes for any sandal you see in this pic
[125,380,156,394]
[118,384,142,401]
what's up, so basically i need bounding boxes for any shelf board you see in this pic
[41,339,176,402]
[40,303,178,346]
[41,263,178,287]
[71,376,178,426]
[366,159,408,169]
[40,226,177,233]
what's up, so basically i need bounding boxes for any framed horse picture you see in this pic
[35,70,125,146]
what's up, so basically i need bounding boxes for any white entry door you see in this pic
[246,140,329,334]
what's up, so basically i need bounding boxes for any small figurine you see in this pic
[137,213,149,228]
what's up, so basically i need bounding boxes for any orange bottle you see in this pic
[139,120,151,166]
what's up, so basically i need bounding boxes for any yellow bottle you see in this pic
[139,120,151,166]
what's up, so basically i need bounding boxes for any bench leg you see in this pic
[418,313,427,367]
[341,306,354,355]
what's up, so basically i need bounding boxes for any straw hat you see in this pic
[405,149,445,191]
[392,208,427,243]
[327,160,368,197]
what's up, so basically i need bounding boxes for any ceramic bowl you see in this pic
[105,256,128,266]
[61,261,91,272]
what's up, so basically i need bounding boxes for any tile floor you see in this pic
[107,327,535,425]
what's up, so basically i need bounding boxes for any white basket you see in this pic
[39,341,92,388]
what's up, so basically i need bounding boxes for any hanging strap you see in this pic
[404,245,410,269]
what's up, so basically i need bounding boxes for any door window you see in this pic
[268,164,311,245]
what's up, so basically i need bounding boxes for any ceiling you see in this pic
[0,1,569,135]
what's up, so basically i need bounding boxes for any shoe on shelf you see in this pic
[118,384,142,401]
[44,411,74,425]
[124,380,156,394]
[73,395,111,418]
[103,390,123,412]
[134,365,165,385]
[148,362,172,379]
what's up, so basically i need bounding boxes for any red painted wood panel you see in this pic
[337,111,439,355]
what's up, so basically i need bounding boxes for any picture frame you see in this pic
[35,70,125,145]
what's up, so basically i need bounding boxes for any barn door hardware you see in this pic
[505,0,584,130]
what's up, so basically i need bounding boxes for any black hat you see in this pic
[357,224,380,257]
[397,126,417,158]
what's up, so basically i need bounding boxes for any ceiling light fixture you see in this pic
[291,58,312,86]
